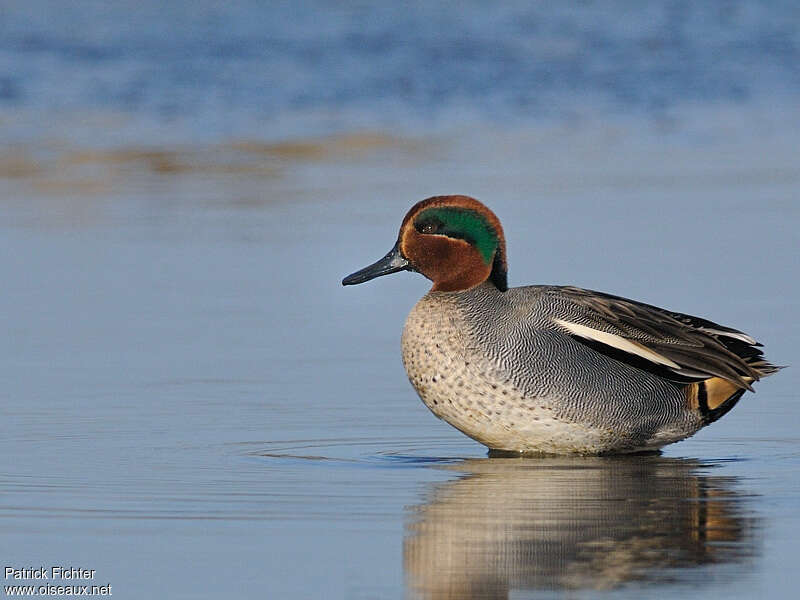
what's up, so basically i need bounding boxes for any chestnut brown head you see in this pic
[342,195,507,292]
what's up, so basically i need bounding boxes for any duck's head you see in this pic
[342,195,507,292]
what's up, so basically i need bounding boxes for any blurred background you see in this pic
[1,2,798,599]
[3,1,799,187]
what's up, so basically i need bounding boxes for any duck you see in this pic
[342,195,779,455]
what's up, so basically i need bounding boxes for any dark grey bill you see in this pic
[342,242,410,285]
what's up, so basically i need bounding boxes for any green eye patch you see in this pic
[414,207,499,264]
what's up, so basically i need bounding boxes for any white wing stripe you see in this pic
[554,318,682,369]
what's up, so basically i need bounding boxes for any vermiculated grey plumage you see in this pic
[401,282,778,454]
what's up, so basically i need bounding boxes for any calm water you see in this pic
[2,2,800,599]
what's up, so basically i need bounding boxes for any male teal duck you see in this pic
[342,195,779,455]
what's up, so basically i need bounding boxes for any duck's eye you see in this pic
[418,220,440,235]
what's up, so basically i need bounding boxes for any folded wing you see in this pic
[548,286,779,391]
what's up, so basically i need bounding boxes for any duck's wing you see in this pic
[545,286,779,390]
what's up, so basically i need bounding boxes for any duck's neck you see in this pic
[489,250,507,292]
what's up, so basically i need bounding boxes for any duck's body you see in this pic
[404,283,711,454]
[344,195,779,455]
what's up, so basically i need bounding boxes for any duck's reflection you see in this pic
[405,455,758,599]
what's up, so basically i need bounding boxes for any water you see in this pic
[1,2,799,599]
[3,1,800,144]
